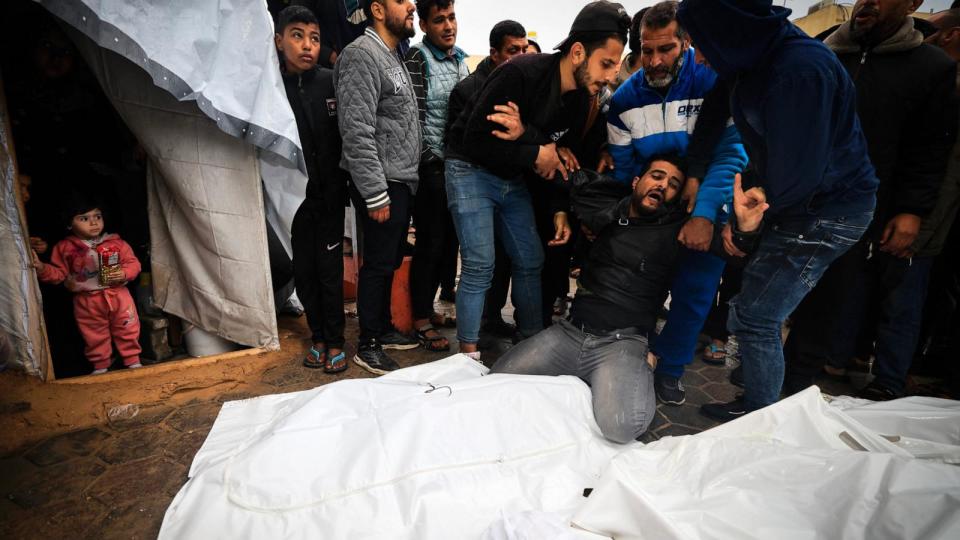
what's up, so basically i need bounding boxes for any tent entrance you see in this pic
[1,2,271,380]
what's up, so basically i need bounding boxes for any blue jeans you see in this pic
[445,159,544,344]
[491,319,656,444]
[730,212,872,410]
[654,248,727,378]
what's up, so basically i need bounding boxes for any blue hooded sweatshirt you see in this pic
[677,0,878,221]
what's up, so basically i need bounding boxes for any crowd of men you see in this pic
[276,0,959,443]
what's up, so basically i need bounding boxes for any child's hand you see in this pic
[64,276,81,292]
[29,237,48,255]
[30,250,43,270]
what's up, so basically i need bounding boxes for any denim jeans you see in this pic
[730,212,873,410]
[491,319,656,444]
[445,159,544,344]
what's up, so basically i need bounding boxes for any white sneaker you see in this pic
[91,368,108,375]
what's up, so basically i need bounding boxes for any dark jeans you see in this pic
[410,161,455,320]
[785,240,933,395]
[292,197,346,348]
[491,319,655,444]
[702,264,744,342]
[731,212,872,410]
[353,182,412,343]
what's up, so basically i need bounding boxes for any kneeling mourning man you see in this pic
[491,156,768,443]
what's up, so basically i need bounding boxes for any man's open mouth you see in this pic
[646,190,664,204]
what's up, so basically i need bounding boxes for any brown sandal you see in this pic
[416,324,450,352]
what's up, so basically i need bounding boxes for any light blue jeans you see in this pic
[445,159,544,344]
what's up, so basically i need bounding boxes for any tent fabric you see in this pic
[37,0,310,261]
[159,355,628,539]
[0,87,49,377]
[161,360,960,539]
[34,0,305,174]
[72,33,278,350]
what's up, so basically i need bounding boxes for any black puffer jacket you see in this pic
[568,170,758,333]
[823,18,957,235]
[282,66,349,205]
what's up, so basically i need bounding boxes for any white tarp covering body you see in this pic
[0,81,49,377]
[161,361,960,539]
[160,356,625,539]
[571,387,960,540]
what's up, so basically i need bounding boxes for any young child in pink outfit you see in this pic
[33,195,143,374]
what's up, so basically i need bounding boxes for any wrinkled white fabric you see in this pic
[571,388,960,540]
[161,356,630,539]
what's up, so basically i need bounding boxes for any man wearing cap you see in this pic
[605,1,748,406]
[677,0,879,421]
[444,1,631,361]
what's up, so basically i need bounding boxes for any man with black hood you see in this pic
[677,0,880,421]
[782,0,957,401]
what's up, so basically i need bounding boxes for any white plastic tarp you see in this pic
[159,356,628,539]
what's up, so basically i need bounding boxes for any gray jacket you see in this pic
[334,28,421,211]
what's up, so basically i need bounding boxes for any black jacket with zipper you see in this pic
[822,18,957,236]
[568,170,759,333]
[282,66,349,205]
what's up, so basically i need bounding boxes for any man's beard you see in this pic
[386,12,415,39]
[574,61,595,93]
[645,53,684,88]
[630,192,658,215]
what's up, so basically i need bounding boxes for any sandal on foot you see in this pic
[702,343,727,366]
[303,347,325,369]
[416,324,450,352]
[324,351,348,374]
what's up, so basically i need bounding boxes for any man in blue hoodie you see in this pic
[677,0,879,421]
[606,1,747,406]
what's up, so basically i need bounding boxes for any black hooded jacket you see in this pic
[568,170,758,333]
[281,66,349,204]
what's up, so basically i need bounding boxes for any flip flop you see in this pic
[303,346,325,369]
[324,350,348,374]
[702,343,727,366]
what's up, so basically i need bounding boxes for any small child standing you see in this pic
[33,193,143,374]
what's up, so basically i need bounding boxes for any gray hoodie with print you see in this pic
[334,27,421,211]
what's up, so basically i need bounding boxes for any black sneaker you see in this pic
[700,398,749,423]
[730,365,744,388]
[379,330,420,350]
[354,340,400,375]
[858,381,899,401]
[654,374,686,406]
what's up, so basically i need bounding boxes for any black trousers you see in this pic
[484,237,512,322]
[353,182,412,342]
[292,197,346,348]
[409,161,456,319]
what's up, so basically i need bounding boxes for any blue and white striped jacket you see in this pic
[607,48,747,223]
